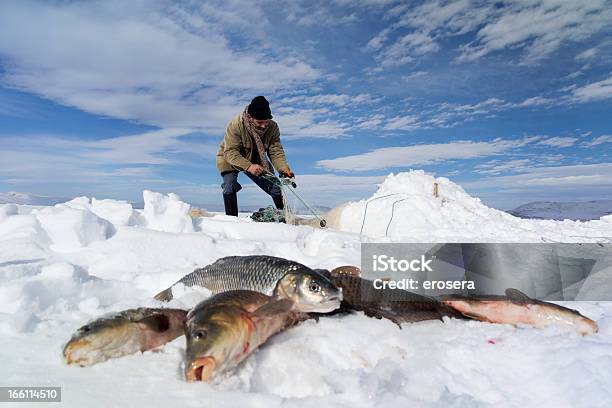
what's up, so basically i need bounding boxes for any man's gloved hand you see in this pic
[280,169,295,178]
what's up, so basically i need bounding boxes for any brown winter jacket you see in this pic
[216,114,290,174]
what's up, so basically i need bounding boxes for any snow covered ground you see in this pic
[1,171,611,407]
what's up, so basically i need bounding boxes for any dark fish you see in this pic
[63,308,187,366]
[319,266,464,326]
[155,255,342,313]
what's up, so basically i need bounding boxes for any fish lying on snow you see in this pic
[63,308,187,366]
[441,288,599,335]
[155,255,342,313]
[185,290,306,382]
[318,266,465,325]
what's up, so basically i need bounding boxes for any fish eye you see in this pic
[194,330,207,340]
[309,282,321,293]
[81,325,91,333]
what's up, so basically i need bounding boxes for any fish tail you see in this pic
[154,287,174,302]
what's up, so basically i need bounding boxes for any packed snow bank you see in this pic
[0,203,18,221]
[142,190,195,233]
[335,171,612,242]
[0,204,51,262]
[1,178,612,407]
[64,196,140,226]
[34,205,116,252]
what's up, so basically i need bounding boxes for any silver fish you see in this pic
[154,255,342,313]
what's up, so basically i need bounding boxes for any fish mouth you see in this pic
[327,295,342,304]
[186,356,216,382]
[63,339,93,366]
[314,296,342,313]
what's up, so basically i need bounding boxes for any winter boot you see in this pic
[273,195,284,210]
[223,193,238,216]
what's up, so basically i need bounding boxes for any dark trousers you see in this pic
[221,171,283,215]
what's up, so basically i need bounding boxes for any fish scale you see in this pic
[155,256,310,301]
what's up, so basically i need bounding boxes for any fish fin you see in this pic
[137,314,171,332]
[252,299,295,317]
[330,265,361,278]
[154,287,173,302]
[357,304,406,328]
[505,288,532,302]
[458,312,491,322]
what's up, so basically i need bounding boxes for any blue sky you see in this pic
[0,0,611,210]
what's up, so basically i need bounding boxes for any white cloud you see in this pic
[402,71,428,81]
[383,115,421,130]
[83,128,194,164]
[279,93,376,107]
[457,1,610,64]
[0,0,319,131]
[537,137,578,148]
[570,75,612,102]
[582,135,612,147]
[0,128,202,184]
[465,163,612,189]
[317,138,532,171]
[275,109,348,139]
[376,32,439,67]
[519,96,555,107]
[367,0,611,67]
[366,28,392,51]
[283,0,394,27]
[354,114,386,130]
[576,47,598,61]
[474,159,532,175]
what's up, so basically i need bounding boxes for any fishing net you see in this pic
[249,187,298,224]
[250,173,327,227]
[250,206,286,223]
[281,185,298,225]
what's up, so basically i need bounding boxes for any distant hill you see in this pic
[510,200,612,221]
[0,192,69,206]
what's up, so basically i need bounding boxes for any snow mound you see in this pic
[0,205,51,262]
[33,204,116,252]
[337,171,612,242]
[142,190,195,233]
[1,180,612,406]
[64,196,140,226]
[0,203,19,222]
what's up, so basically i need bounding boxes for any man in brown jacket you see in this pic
[216,96,294,216]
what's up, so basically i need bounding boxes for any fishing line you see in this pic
[260,172,327,227]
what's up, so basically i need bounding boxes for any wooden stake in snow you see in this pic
[433,182,439,198]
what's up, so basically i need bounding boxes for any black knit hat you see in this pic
[247,96,273,120]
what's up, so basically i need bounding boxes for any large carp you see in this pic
[184,290,306,382]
